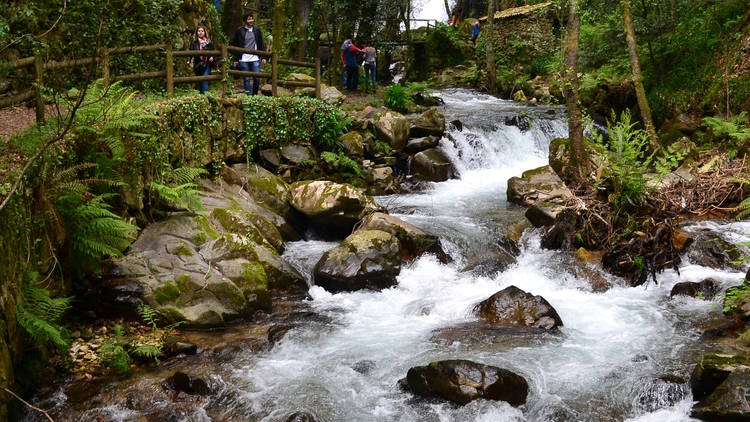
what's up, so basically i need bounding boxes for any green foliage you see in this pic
[320,151,362,177]
[384,85,409,112]
[241,96,348,152]
[100,324,131,374]
[138,302,160,331]
[723,282,750,313]
[148,167,207,213]
[427,23,464,66]
[17,276,72,351]
[130,342,162,364]
[654,142,689,180]
[703,112,750,142]
[594,110,653,211]
[733,178,750,220]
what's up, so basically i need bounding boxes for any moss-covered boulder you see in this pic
[474,285,563,330]
[400,360,528,406]
[313,230,401,292]
[405,136,440,154]
[691,353,750,420]
[373,111,410,152]
[409,107,446,138]
[339,131,365,158]
[290,181,383,237]
[411,148,455,182]
[356,212,448,262]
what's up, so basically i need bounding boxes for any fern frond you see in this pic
[17,285,72,350]
[169,167,208,185]
[131,343,162,364]
[137,302,160,330]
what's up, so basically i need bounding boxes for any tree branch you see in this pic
[3,388,54,422]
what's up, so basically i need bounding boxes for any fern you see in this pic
[734,177,750,220]
[130,343,162,365]
[149,166,207,213]
[100,324,131,374]
[703,112,750,142]
[654,142,689,180]
[137,302,160,331]
[17,280,72,350]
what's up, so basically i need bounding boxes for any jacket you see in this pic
[230,25,265,61]
[189,39,214,72]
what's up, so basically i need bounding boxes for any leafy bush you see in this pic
[427,23,464,66]
[320,151,362,177]
[384,85,409,112]
[100,324,131,374]
[594,110,653,211]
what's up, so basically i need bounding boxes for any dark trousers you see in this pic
[346,65,359,91]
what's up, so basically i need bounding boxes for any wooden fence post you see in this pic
[34,55,44,123]
[100,48,110,87]
[165,43,174,97]
[271,52,278,97]
[315,56,321,99]
[221,44,228,96]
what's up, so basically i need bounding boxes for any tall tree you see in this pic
[444,0,451,19]
[486,0,496,93]
[564,0,584,183]
[398,0,413,81]
[622,0,659,149]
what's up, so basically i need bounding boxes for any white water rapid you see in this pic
[28,90,750,422]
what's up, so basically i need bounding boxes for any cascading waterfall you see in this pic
[30,89,749,421]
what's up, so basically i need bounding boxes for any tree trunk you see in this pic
[273,0,285,57]
[564,0,584,184]
[399,1,413,81]
[444,0,451,19]
[222,0,244,39]
[486,0,496,94]
[622,0,659,149]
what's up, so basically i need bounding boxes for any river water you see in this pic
[29,89,750,421]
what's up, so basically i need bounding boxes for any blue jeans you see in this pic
[364,62,376,92]
[198,64,210,94]
[240,60,260,95]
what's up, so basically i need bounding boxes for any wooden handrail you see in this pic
[2,42,322,118]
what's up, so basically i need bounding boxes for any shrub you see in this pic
[384,85,409,112]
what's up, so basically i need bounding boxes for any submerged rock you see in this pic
[686,233,744,270]
[400,359,528,406]
[313,229,401,292]
[670,279,719,300]
[285,411,318,422]
[161,372,211,396]
[475,285,563,330]
[356,212,449,262]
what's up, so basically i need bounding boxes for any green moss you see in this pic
[193,215,219,240]
[193,232,207,245]
[153,281,180,305]
[174,243,193,256]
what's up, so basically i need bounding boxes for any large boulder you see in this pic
[373,111,410,152]
[670,279,719,300]
[356,212,448,262]
[410,148,455,182]
[313,230,401,292]
[409,107,446,138]
[404,136,440,154]
[320,85,345,105]
[338,131,365,158]
[99,183,306,327]
[691,353,750,403]
[290,181,383,237]
[281,144,315,165]
[474,285,563,330]
[507,165,574,228]
[692,362,750,420]
[687,233,744,270]
[400,360,528,406]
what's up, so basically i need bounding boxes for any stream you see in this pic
[28,89,750,421]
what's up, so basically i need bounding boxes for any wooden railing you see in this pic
[1,43,322,123]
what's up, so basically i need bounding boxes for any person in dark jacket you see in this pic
[341,36,362,91]
[230,12,266,95]
[187,26,214,94]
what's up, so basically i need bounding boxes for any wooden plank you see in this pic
[166,43,174,97]
[278,80,316,88]
[0,90,35,108]
[315,57,321,99]
[277,58,315,68]
[173,50,222,58]
[271,52,278,96]
[34,55,44,123]
[226,46,272,59]
[173,75,222,84]
[108,44,166,54]
[113,71,166,82]
[44,57,95,70]
[5,57,35,70]
[228,70,272,78]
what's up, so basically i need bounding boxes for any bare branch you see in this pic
[3,388,54,422]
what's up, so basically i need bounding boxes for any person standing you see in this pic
[231,12,266,95]
[472,20,480,46]
[340,37,352,87]
[188,26,214,94]
[342,37,362,91]
[363,42,377,93]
